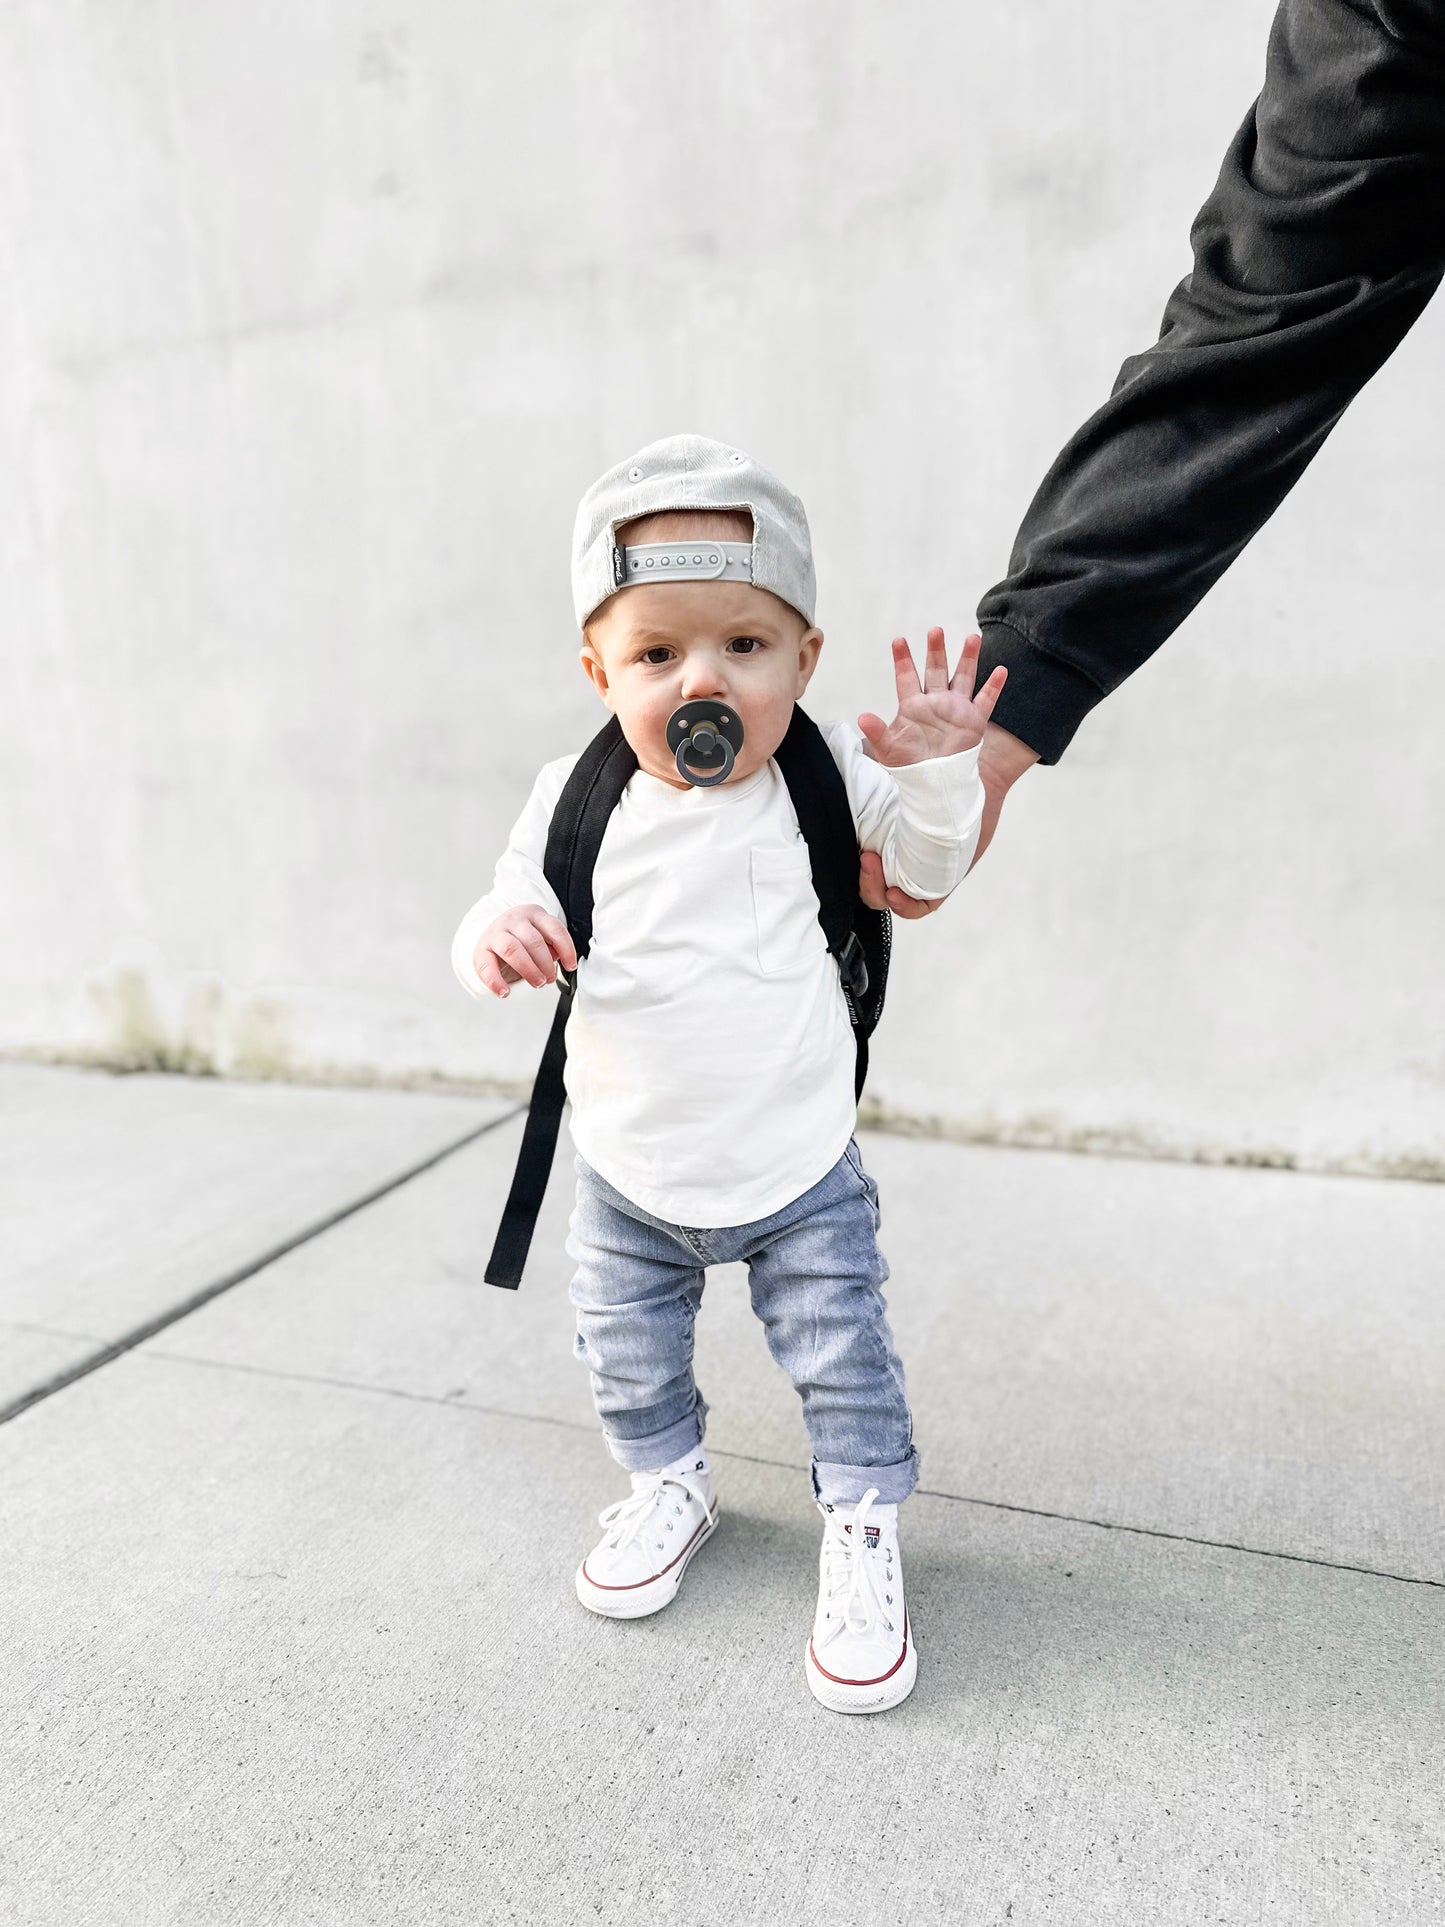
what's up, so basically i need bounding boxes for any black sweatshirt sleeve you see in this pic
[976,0,1445,763]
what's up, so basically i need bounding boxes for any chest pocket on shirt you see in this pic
[750,846,823,975]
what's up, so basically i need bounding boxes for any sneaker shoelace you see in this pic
[595,1468,711,1569]
[815,1486,898,1650]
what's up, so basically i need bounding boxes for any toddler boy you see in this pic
[452,435,1003,1713]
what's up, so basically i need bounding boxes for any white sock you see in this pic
[660,1444,711,1482]
[823,1496,899,1524]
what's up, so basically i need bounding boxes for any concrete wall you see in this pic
[4,0,1443,1178]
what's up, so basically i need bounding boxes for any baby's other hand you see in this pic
[473,905,578,998]
[858,628,1007,767]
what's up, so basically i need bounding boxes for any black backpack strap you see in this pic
[485,718,637,1289]
[773,706,886,1102]
[773,708,869,994]
[542,716,638,966]
[483,992,573,1290]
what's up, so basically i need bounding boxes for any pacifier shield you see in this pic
[666,699,745,788]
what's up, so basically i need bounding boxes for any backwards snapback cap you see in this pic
[571,433,816,629]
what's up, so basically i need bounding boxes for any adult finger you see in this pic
[535,910,578,972]
[886,885,944,919]
[948,631,983,702]
[923,626,949,694]
[858,849,891,910]
[970,664,1008,724]
[891,636,922,704]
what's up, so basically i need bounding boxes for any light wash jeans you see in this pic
[565,1139,918,1506]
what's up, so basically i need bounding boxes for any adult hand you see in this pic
[972,721,1039,868]
[857,851,945,920]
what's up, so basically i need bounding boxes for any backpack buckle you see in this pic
[834,931,869,1000]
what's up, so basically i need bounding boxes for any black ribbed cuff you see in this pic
[975,620,1106,765]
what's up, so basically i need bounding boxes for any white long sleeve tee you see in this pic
[452,720,983,1226]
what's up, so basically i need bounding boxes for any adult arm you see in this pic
[975,0,1445,766]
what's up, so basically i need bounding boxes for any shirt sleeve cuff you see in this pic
[975,620,1105,765]
[887,740,983,840]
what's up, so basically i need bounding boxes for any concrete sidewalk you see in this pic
[2,1065,1441,1925]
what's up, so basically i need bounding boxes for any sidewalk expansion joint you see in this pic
[0,1106,524,1430]
[126,1351,1445,1595]
[907,1484,1445,1594]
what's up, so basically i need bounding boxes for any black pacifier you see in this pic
[666,699,746,788]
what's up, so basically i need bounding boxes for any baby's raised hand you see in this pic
[473,905,578,998]
[858,628,1007,767]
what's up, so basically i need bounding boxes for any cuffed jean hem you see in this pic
[601,1402,707,1474]
[811,1448,919,1507]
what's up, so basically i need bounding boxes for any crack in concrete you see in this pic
[128,1348,1445,1596]
[0,1106,524,1429]
[3,1318,109,1343]
[9,1087,1438,1596]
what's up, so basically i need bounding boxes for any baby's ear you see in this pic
[579,639,615,708]
[795,626,824,693]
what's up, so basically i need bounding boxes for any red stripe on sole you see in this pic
[806,1613,910,1687]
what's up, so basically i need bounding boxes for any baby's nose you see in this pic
[679,660,727,700]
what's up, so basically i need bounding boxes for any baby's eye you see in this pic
[641,646,674,665]
[728,636,763,655]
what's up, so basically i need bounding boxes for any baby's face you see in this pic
[581,515,822,789]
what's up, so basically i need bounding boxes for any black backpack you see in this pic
[485,703,891,1288]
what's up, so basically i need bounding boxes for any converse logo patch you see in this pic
[836,1519,882,1550]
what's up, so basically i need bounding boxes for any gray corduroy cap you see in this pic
[571,433,816,629]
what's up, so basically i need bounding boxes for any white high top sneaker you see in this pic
[805,1488,916,1714]
[575,1450,718,1619]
